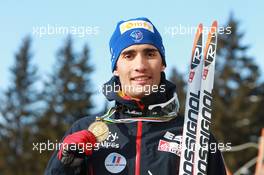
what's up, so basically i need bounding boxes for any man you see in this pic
[45,17,227,175]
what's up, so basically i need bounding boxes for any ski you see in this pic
[179,21,218,175]
[255,129,264,175]
[179,23,204,175]
[193,21,218,175]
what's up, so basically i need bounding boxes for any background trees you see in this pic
[0,37,40,174]
[0,36,95,174]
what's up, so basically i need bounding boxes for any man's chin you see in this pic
[127,91,151,99]
[122,84,154,99]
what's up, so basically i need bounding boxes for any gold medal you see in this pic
[88,121,109,142]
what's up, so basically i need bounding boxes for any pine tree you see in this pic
[69,44,94,118]
[247,82,264,135]
[35,37,95,172]
[212,14,261,173]
[0,37,39,174]
[169,67,186,117]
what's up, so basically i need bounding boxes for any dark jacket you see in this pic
[45,74,227,175]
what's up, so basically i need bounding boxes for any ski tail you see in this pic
[179,23,204,175]
[193,20,218,175]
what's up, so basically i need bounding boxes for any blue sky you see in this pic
[0,0,263,113]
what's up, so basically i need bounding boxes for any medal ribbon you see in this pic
[96,94,180,123]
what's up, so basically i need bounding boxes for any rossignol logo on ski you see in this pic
[189,24,203,83]
[194,90,212,174]
[179,21,218,175]
[202,21,217,80]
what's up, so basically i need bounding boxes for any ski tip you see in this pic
[207,21,218,36]
[198,23,203,34]
[211,21,218,31]
[191,23,203,60]
[203,21,218,60]
[212,20,218,26]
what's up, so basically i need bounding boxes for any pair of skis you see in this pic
[179,21,218,175]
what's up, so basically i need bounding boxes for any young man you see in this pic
[45,17,227,175]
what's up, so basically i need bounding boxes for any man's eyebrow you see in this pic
[120,50,136,55]
[143,48,159,53]
[121,48,159,55]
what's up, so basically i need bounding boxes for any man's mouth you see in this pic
[131,76,152,85]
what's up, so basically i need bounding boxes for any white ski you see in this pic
[179,23,204,175]
[179,21,218,175]
[193,21,218,175]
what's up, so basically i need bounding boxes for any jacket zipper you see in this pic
[135,121,143,175]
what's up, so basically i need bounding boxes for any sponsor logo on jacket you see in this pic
[105,152,127,173]
[158,131,182,156]
[99,131,120,149]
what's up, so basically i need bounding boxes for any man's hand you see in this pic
[57,130,96,166]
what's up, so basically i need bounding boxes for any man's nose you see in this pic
[133,54,148,72]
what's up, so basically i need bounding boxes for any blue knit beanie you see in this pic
[109,17,166,72]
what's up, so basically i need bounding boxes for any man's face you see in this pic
[113,44,165,99]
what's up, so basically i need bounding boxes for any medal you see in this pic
[88,121,109,142]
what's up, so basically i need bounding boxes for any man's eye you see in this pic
[123,54,132,60]
[147,52,156,57]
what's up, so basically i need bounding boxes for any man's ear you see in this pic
[113,70,119,76]
[161,65,166,71]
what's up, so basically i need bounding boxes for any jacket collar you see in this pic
[102,72,177,114]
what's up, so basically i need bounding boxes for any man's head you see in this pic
[109,17,166,99]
